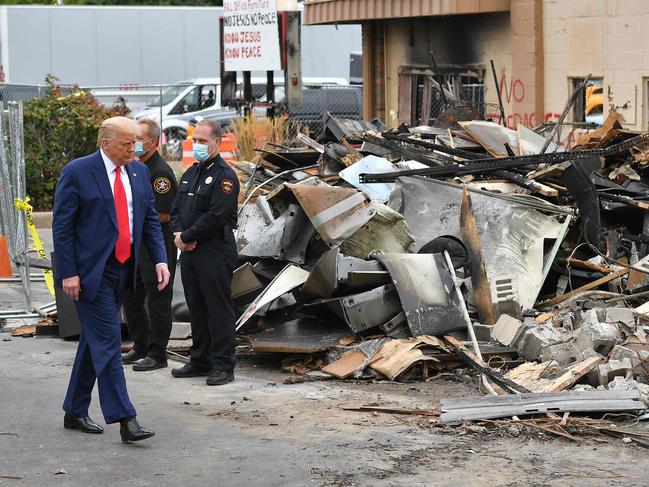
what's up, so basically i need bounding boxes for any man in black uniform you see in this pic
[170,120,239,386]
[122,119,178,371]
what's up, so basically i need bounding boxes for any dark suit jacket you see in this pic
[52,150,167,301]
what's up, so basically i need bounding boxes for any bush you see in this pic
[23,80,115,210]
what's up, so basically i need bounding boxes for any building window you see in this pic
[398,66,485,126]
[572,78,604,126]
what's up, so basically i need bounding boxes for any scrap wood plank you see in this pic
[526,162,569,181]
[11,324,36,337]
[459,188,496,324]
[541,356,605,392]
[442,335,530,394]
[516,419,580,442]
[321,350,382,379]
[540,268,629,308]
[341,405,441,416]
[560,258,615,274]
[505,361,554,392]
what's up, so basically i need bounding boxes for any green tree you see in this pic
[23,79,115,210]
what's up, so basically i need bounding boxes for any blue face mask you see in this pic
[134,141,146,157]
[193,143,209,162]
[193,138,217,162]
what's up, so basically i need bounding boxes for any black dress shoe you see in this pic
[206,370,234,386]
[171,363,211,378]
[132,357,167,371]
[63,414,104,434]
[119,417,155,442]
[122,350,146,364]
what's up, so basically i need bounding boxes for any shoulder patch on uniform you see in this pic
[221,178,234,195]
[154,177,172,194]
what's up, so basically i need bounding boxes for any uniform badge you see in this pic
[205,176,213,185]
[154,177,171,194]
[221,178,234,195]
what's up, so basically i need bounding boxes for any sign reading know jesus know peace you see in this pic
[223,0,282,72]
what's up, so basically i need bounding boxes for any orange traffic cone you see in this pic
[0,236,12,277]
[182,139,196,169]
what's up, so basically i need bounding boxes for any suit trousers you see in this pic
[62,256,136,424]
[180,234,237,373]
[123,223,177,361]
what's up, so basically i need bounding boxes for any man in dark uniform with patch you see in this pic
[170,119,239,386]
[122,119,178,371]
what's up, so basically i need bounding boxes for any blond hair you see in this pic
[97,116,137,146]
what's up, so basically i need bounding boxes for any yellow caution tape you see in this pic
[14,197,55,297]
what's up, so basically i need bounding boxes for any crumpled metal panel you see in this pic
[340,204,415,259]
[339,155,396,203]
[239,204,315,264]
[266,177,327,219]
[389,177,567,309]
[300,247,390,299]
[236,201,271,252]
[288,184,374,246]
[459,120,520,157]
[376,252,467,336]
[236,264,310,332]
[518,125,563,155]
[304,283,403,334]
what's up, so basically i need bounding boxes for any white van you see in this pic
[134,77,350,158]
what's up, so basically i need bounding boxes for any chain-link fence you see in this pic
[0,81,364,161]
[0,101,31,316]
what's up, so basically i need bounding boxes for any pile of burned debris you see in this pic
[222,106,649,423]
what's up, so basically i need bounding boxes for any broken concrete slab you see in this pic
[491,314,526,347]
[604,307,636,327]
[574,315,622,356]
[609,345,644,369]
[589,358,633,387]
[540,342,578,366]
[517,325,565,361]
[607,376,649,407]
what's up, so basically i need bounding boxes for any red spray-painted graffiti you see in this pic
[484,69,581,147]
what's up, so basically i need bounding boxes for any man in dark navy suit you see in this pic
[53,116,170,442]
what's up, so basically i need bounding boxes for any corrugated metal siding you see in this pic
[304,0,511,24]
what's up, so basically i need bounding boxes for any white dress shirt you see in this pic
[100,149,133,243]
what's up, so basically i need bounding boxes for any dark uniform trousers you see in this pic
[181,230,238,373]
[63,254,136,424]
[123,222,177,362]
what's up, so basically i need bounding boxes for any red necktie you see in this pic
[113,166,131,263]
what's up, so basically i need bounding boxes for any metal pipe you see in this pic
[237,164,319,216]
[443,251,498,396]
[540,74,591,154]
[490,59,507,127]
